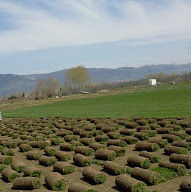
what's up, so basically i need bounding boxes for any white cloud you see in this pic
[0,0,191,53]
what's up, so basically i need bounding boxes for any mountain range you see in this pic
[1,63,191,97]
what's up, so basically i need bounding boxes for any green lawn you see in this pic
[2,83,191,118]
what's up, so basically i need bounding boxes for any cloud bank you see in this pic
[0,0,191,53]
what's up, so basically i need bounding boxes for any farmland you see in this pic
[2,82,191,118]
[0,117,191,191]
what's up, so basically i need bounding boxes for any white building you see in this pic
[0,112,2,121]
[149,79,157,86]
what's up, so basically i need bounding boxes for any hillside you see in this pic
[3,82,191,118]
[1,63,191,97]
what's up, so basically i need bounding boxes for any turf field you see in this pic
[2,82,191,118]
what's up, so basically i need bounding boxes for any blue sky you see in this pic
[0,0,191,74]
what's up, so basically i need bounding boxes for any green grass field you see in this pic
[2,82,191,118]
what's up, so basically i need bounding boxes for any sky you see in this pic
[0,0,191,74]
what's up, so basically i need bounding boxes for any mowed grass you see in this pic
[3,82,191,118]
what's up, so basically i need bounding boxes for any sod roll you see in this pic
[171,141,191,151]
[75,146,95,156]
[2,168,19,182]
[164,145,188,155]
[45,172,66,191]
[89,143,105,150]
[115,174,146,192]
[134,132,149,140]
[148,138,168,148]
[54,162,75,175]
[82,167,106,184]
[39,155,57,166]
[54,151,71,161]
[108,145,126,156]
[0,155,12,165]
[159,161,186,175]
[103,161,128,175]
[44,147,56,156]
[95,149,116,161]
[95,135,109,142]
[135,141,159,152]
[13,177,41,189]
[73,154,91,167]
[26,151,42,160]
[131,167,163,185]
[19,144,32,152]
[11,160,26,172]
[169,153,191,168]
[107,139,127,147]
[121,136,138,144]
[139,151,160,163]
[60,143,75,151]
[68,183,98,192]
[127,155,150,169]
[24,166,42,178]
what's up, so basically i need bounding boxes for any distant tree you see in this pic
[65,65,90,93]
[34,77,59,98]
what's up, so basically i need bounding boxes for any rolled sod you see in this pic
[131,167,163,185]
[171,140,191,151]
[159,161,186,175]
[38,141,49,149]
[103,161,129,175]
[82,167,107,184]
[0,164,7,173]
[108,145,126,156]
[180,179,191,192]
[156,128,173,134]
[26,151,42,160]
[95,149,116,161]
[134,132,150,140]
[44,147,56,156]
[45,172,66,191]
[95,135,109,143]
[39,155,57,166]
[107,132,121,139]
[54,151,71,161]
[89,142,105,150]
[11,160,26,172]
[162,134,180,143]
[80,138,95,146]
[75,146,95,156]
[13,177,41,189]
[24,166,42,178]
[19,144,32,152]
[60,143,75,151]
[135,142,159,152]
[68,183,98,192]
[107,139,127,147]
[148,138,168,148]
[80,131,93,138]
[73,154,91,167]
[139,151,160,163]
[2,149,15,156]
[54,162,75,175]
[2,168,19,182]
[28,141,40,148]
[115,174,146,192]
[64,135,77,142]
[120,129,136,136]
[127,155,150,169]
[140,130,157,137]
[122,136,138,144]
[169,153,191,168]
[164,145,188,155]
[0,155,13,165]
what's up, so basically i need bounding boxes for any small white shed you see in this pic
[0,112,2,121]
[149,79,157,86]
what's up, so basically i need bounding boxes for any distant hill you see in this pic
[1,63,191,97]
